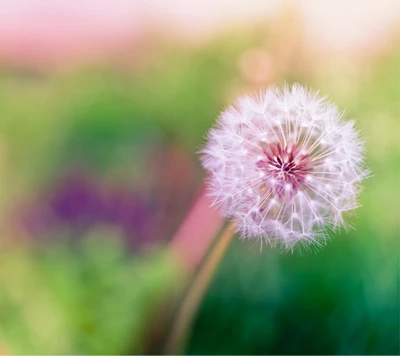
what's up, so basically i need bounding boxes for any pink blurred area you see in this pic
[0,0,398,67]
[0,0,146,67]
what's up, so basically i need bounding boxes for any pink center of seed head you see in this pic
[256,141,313,198]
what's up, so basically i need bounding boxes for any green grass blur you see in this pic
[0,27,398,354]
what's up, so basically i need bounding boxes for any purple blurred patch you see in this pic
[19,145,199,250]
[21,172,160,249]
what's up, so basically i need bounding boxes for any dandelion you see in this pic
[201,84,369,250]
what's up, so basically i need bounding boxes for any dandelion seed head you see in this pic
[200,84,369,250]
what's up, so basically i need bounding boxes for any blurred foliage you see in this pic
[0,232,178,354]
[0,26,398,355]
[0,33,262,354]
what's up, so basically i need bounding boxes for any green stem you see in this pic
[165,223,235,354]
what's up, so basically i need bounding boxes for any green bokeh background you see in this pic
[0,28,398,355]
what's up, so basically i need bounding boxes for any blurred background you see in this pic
[0,0,399,354]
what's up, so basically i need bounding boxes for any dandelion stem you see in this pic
[164,223,236,355]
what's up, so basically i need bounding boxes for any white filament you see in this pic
[200,84,369,250]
